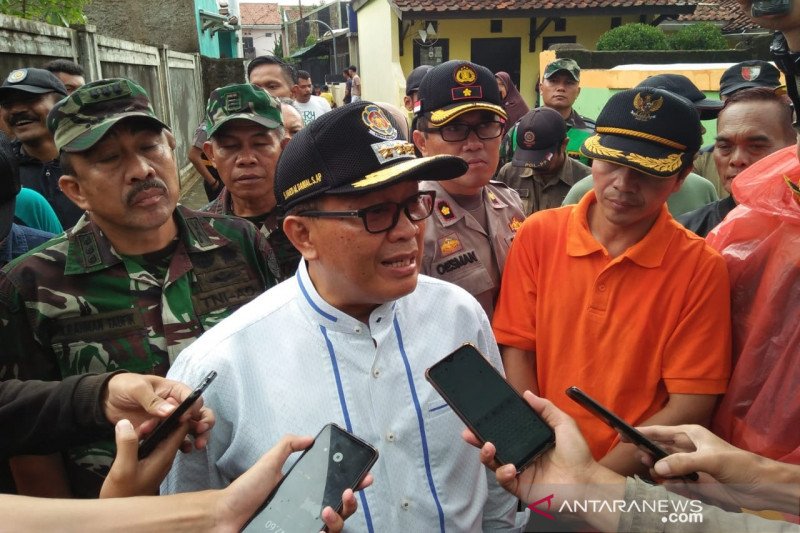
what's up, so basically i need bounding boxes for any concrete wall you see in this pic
[355,0,406,105]
[0,14,205,185]
[85,0,200,54]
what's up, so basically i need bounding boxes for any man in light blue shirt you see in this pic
[163,102,524,531]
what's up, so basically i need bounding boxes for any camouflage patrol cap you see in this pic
[47,78,168,153]
[543,59,580,81]
[205,83,282,138]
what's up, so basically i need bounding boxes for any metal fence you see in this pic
[0,14,205,182]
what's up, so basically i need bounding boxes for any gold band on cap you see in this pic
[583,135,683,175]
[596,127,687,151]
[429,102,507,126]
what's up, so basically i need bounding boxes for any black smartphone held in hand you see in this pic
[137,370,217,460]
[242,423,379,533]
[565,386,698,481]
[425,343,555,473]
[751,0,792,17]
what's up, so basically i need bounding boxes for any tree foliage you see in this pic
[596,23,670,51]
[667,23,728,51]
[273,34,284,59]
[0,0,90,26]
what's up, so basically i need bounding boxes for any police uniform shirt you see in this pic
[420,180,524,320]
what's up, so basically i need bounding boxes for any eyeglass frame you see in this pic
[417,120,505,142]
[295,190,437,234]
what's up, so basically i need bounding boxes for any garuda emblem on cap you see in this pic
[7,69,27,83]
[362,104,397,141]
[454,65,478,85]
[741,66,761,81]
[631,92,663,122]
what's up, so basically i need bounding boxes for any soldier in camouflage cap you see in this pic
[201,83,302,281]
[0,78,279,498]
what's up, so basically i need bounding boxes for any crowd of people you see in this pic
[0,0,798,530]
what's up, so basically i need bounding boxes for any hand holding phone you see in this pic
[565,386,698,481]
[242,423,378,533]
[137,370,217,460]
[426,343,555,473]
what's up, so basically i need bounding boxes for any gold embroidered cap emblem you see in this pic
[362,104,397,141]
[631,92,663,122]
[454,65,478,86]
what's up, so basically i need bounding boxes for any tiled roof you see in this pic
[391,0,699,16]
[281,6,303,22]
[679,0,761,32]
[240,3,281,26]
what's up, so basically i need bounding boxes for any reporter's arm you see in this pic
[499,346,538,395]
[639,424,800,515]
[600,393,717,476]
[0,373,117,456]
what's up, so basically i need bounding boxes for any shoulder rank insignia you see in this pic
[438,233,463,256]
[508,216,523,232]
[437,200,455,220]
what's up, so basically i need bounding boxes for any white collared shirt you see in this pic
[162,260,522,532]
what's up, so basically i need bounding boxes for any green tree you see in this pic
[596,23,669,51]
[0,0,91,26]
[668,23,728,51]
[304,33,317,47]
[273,34,284,59]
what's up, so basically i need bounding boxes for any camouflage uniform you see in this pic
[0,206,277,495]
[202,190,300,281]
[201,83,302,281]
[0,78,280,497]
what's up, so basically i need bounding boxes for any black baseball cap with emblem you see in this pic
[0,68,67,101]
[414,60,507,127]
[635,74,723,120]
[581,88,702,178]
[512,107,567,169]
[719,60,784,97]
[406,65,433,96]
[275,101,468,211]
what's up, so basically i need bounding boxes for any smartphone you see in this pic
[565,386,698,481]
[137,370,217,459]
[752,0,792,17]
[425,343,555,473]
[242,423,378,533]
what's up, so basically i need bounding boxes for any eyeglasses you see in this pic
[421,121,504,142]
[297,190,436,233]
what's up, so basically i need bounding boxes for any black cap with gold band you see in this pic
[275,101,468,211]
[580,88,702,178]
[413,60,507,127]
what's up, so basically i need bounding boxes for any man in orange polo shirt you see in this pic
[493,88,732,476]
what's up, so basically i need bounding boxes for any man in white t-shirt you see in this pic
[292,70,331,126]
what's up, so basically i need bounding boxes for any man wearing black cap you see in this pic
[412,60,524,320]
[678,87,796,237]
[563,73,721,215]
[494,88,731,476]
[694,60,786,191]
[403,64,432,113]
[0,67,84,228]
[496,107,590,216]
[163,102,522,530]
